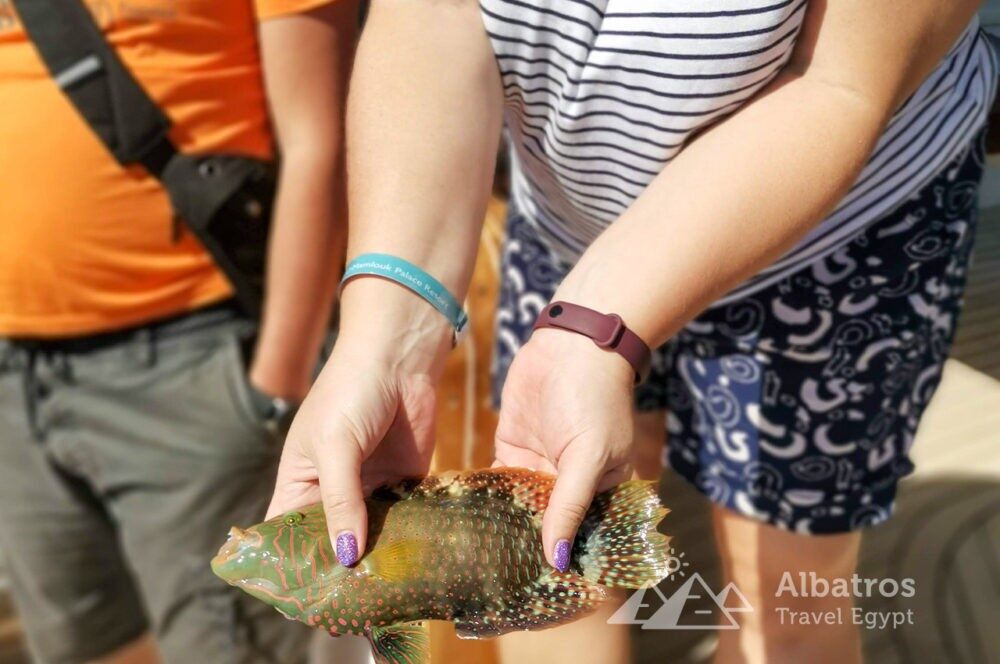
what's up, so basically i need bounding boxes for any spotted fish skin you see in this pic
[211,468,670,663]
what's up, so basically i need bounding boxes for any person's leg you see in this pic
[58,313,311,664]
[664,131,985,664]
[0,342,151,664]
[712,506,861,664]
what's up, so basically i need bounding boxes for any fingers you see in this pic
[266,442,320,520]
[265,480,318,522]
[265,418,370,568]
[541,445,604,573]
[597,463,633,493]
[315,447,367,567]
[493,441,556,474]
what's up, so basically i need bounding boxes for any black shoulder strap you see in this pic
[12,0,177,176]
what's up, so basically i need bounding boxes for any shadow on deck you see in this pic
[951,206,1000,378]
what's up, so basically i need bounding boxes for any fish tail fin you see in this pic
[577,481,671,589]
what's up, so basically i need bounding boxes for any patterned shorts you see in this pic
[493,133,985,534]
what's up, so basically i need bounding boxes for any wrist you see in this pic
[342,253,468,340]
[555,253,676,348]
[532,300,652,384]
[336,277,454,376]
[248,353,313,402]
[527,328,635,387]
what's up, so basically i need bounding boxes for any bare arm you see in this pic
[557,0,985,346]
[337,0,503,356]
[514,0,986,563]
[250,1,359,400]
[267,0,503,558]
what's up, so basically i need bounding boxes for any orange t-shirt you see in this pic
[0,0,332,337]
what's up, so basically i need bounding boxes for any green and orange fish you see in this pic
[211,468,670,664]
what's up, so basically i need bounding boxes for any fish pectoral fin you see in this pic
[364,539,426,583]
[366,621,429,664]
[454,571,606,639]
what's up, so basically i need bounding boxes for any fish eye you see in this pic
[283,512,304,527]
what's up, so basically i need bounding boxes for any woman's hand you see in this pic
[495,329,636,571]
[266,279,453,566]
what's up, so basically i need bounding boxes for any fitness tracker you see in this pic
[532,301,652,384]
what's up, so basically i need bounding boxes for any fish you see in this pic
[211,468,671,664]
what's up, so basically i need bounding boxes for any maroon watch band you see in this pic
[532,301,652,384]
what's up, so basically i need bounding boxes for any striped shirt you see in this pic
[481,0,998,303]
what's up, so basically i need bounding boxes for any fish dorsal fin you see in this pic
[454,569,605,639]
[363,539,427,584]
[434,467,554,513]
[499,467,554,517]
[377,468,554,515]
[366,621,428,664]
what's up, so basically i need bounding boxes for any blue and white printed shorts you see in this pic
[493,134,985,535]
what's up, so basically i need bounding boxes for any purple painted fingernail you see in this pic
[336,532,358,567]
[554,539,571,573]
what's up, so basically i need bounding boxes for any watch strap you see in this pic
[532,301,651,384]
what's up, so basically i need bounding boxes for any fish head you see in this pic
[212,507,338,619]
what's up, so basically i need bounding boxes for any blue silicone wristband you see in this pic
[341,253,469,340]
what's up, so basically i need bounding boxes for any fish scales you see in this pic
[371,495,545,623]
[213,468,671,664]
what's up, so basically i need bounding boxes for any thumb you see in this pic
[542,445,603,573]
[316,446,367,568]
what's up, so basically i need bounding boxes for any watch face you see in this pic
[270,397,292,420]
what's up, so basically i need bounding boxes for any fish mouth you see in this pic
[211,527,262,579]
[233,577,298,610]
[235,577,279,594]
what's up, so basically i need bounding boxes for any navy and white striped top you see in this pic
[481,0,998,303]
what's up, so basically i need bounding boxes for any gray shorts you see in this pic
[0,305,311,664]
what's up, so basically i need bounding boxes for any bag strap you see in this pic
[12,0,177,176]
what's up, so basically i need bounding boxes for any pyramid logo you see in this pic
[607,582,663,625]
[718,583,754,615]
[608,571,754,630]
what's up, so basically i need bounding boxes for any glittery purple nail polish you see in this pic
[336,532,358,567]
[554,539,571,573]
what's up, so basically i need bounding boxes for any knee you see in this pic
[714,510,864,663]
[716,509,860,586]
[714,508,862,626]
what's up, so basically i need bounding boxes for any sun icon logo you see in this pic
[665,547,689,581]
